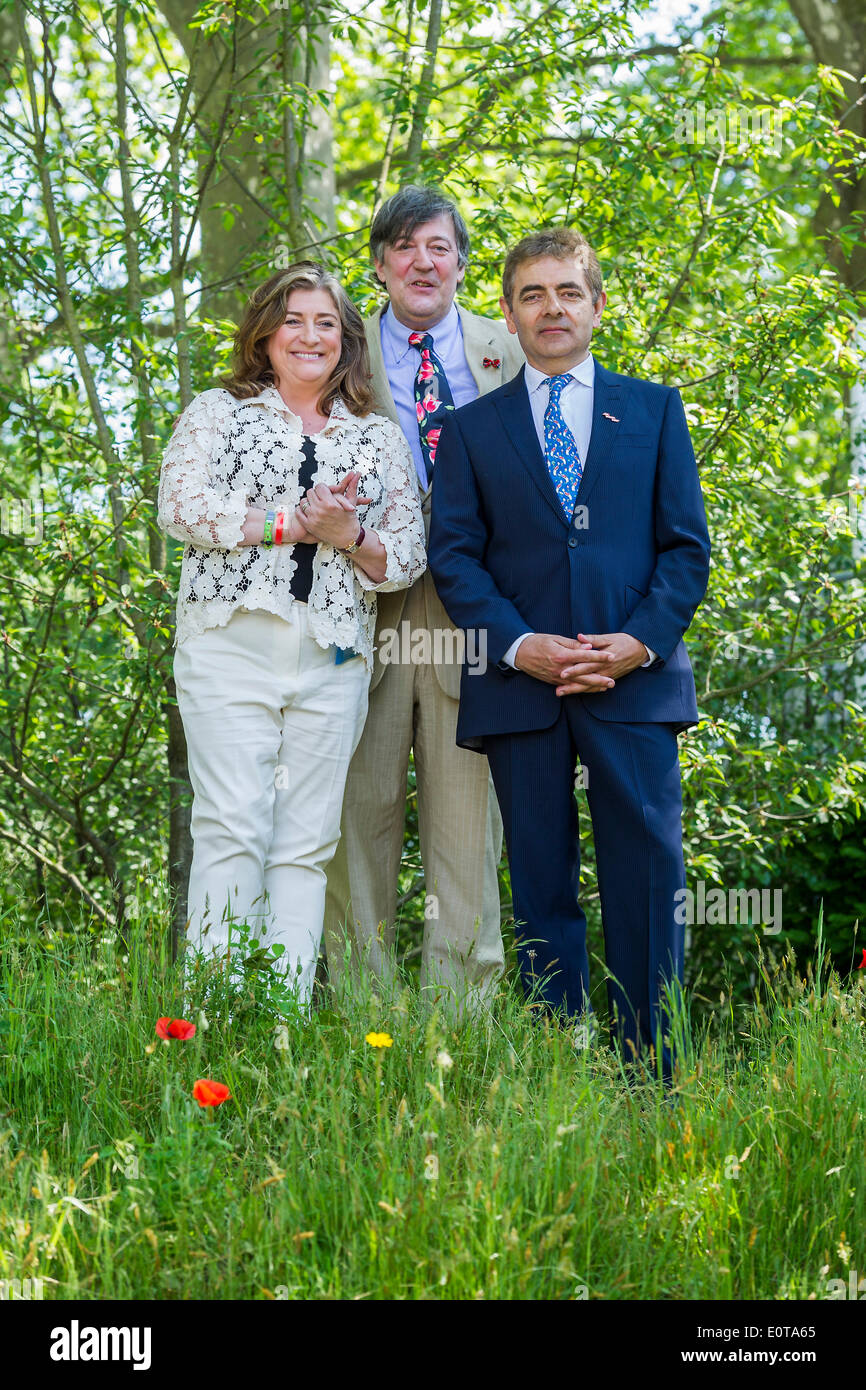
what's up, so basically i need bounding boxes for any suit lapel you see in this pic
[576,362,627,511]
[459,305,507,395]
[366,303,437,502]
[368,302,518,505]
[492,359,631,526]
[364,308,400,426]
[494,366,570,528]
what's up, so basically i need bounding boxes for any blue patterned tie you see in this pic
[543,373,583,515]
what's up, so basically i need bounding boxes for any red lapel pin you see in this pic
[482,357,501,369]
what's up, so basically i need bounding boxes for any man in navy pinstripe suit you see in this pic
[427,229,711,1082]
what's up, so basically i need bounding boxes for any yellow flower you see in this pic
[365,1031,393,1049]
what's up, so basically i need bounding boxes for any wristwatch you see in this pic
[340,524,365,555]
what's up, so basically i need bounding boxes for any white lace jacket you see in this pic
[157,386,427,668]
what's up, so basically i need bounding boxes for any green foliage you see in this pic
[773,810,865,962]
[0,0,863,1002]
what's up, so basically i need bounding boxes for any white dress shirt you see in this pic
[525,352,596,468]
[501,353,657,670]
[380,301,480,490]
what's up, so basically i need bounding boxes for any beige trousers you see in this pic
[323,578,505,1014]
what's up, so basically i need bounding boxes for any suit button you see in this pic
[568,537,578,548]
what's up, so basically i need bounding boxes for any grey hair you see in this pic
[370,185,471,268]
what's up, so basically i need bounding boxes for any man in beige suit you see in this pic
[323,186,524,1014]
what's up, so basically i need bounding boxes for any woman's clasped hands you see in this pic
[294,471,371,549]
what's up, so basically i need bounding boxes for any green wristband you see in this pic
[262,509,276,547]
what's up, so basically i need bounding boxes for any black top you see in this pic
[290,435,317,603]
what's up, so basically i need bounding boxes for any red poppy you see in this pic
[192,1079,231,1107]
[156,1016,197,1040]
[857,948,866,970]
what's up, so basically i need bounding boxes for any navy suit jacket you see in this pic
[427,360,711,750]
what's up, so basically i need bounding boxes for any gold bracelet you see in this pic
[340,523,365,555]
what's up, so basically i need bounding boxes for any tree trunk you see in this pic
[784,0,865,437]
[159,1,335,322]
[786,0,866,700]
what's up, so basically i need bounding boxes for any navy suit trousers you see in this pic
[485,697,686,1082]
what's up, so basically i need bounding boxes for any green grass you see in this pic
[0,908,864,1301]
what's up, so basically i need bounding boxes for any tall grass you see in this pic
[0,904,863,1300]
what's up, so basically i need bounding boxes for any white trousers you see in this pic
[174,606,370,1004]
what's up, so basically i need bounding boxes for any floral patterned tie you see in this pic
[543,373,583,515]
[408,331,455,483]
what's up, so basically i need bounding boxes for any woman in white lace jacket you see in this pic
[158,262,426,1005]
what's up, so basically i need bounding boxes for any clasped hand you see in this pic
[514,631,647,696]
[288,472,371,547]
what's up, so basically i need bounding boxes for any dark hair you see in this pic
[223,262,375,416]
[502,228,604,308]
[370,185,471,268]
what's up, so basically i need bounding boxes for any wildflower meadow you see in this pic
[1,904,864,1306]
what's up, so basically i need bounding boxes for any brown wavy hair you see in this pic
[223,262,375,416]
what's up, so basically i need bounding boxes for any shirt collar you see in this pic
[524,352,595,396]
[382,300,461,365]
[238,384,352,435]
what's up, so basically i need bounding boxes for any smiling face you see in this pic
[374,213,466,330]
[500,255,606,374]
[265,287,342,398]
